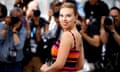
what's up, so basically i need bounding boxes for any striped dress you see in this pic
[51,31,80,72]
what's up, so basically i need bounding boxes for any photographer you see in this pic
[23,1,49,71]
[0,8,27,72]
[48,1,61,31]
[100,7,120,72]
[0,3,7,39]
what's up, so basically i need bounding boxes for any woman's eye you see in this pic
[66,14,71,17]
[60,14,63,17]
[59,14,71,17]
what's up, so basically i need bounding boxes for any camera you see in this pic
[104,16,114,26]
[10,16,20,25]
[5,16,20,26]
[104,16,114,32]
[32,9,41,17]
[7,48,17,62]
[53,10,59,18]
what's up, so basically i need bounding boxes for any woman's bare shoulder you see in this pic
[61,31,73,39]
[60,31,73,45]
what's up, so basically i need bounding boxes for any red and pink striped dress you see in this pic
[51,31,80,72]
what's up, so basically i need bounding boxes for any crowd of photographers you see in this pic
[0,0,120,72]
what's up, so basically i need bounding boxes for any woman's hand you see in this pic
[40,64,49,72]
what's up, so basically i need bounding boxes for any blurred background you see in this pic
[0,0,120,72]
[0,0,120,19]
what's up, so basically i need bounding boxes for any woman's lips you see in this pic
[63,22,68,26]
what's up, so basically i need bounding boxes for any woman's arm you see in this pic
[40,31,73,72]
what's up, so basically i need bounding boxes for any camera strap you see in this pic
[30,27,36,39]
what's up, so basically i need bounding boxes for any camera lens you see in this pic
[104,16,113,26]
[32,9,41,17]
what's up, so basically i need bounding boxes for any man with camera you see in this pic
[0,3,7,38]
[0,7,27,72]
[100,7,120,72]
[23,1,49,72]
[81,0,109,71]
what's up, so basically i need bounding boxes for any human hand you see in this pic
[101,16,106,26]
[26,9,33,19]
[80,20,87,33]
[105,24,115,32]
[1,29,7,37]
[86,19,90,25]
[12,21,21,32]
[48,9,53,17]
[40,64,49,72]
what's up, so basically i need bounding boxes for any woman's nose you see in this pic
[62,16,67,21]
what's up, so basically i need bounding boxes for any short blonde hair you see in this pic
[60,2,77,15]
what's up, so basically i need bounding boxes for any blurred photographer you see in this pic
[23,1,49,72]
[48,1,62,31]
[0,3,7,38]
[0,8,27,72]
[100,7,120,72]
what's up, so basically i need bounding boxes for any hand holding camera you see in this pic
[32,9,41,27]
[104,16,116,33]
[5,16,20,27]
[80,19,88,34]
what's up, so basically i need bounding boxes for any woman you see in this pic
[40,3,84,72]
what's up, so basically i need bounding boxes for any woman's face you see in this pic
[59,8,76,30]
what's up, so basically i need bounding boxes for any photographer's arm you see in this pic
[25,17,31,39]
[105,24,120,46]
[12,24,19,45]
[80,23,100,47]
[13,32,19,45]
[80,31,100,47]
[100,26,108,44]
[36,26,41,43]
[0,24,8,39]
[13,25,27,49]
[48,9,53,24]
[100,16,109,44]
[111,30,120,46]
[44,23,49,33]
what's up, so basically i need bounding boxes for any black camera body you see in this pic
[10,16,20,25]
[5,16,20,27]
[53,10,59,18]
[104,16,114,26]
[32,9,41,17]
[104,16,114,32]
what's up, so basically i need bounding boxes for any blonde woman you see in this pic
[40,2,84,72]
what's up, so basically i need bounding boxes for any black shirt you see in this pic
[83,23,102,63]
[84,0,109,31]
[106,27,120,55]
